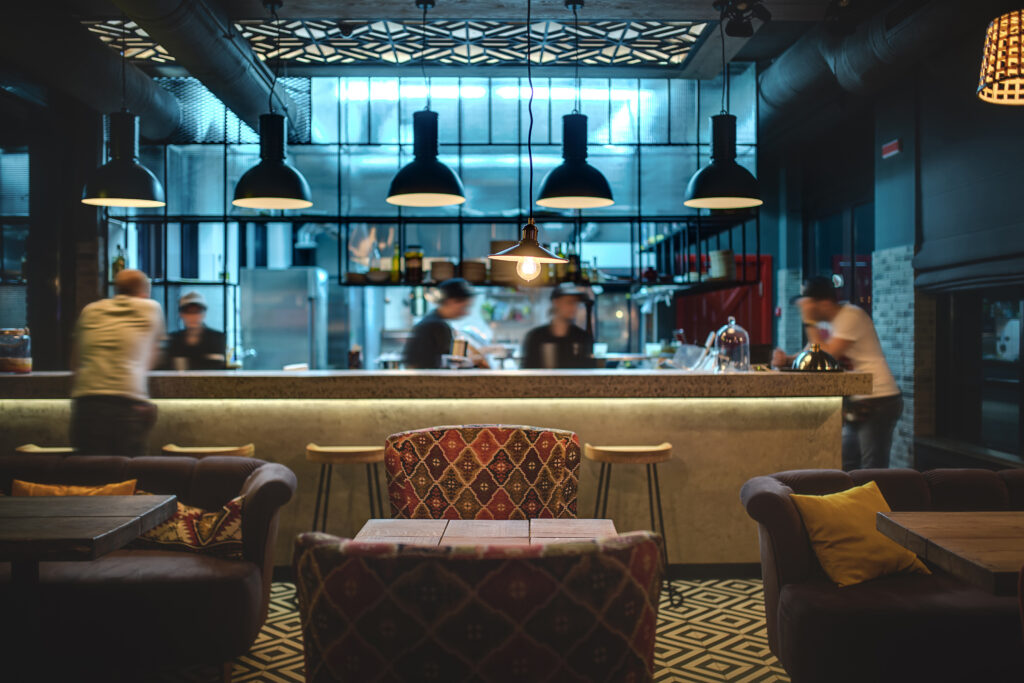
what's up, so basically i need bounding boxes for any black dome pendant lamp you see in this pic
[81,19,165,208]
[488,0,567,281]
[386,0,466,207]
[537,0,613,209]
[232,0,313,211]
[683,4,761,210]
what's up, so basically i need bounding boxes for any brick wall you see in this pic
[871,244,915,468]
[777,268,804,352]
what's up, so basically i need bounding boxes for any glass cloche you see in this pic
[713,316,750,373]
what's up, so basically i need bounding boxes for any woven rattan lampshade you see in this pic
[978,10,1024,105]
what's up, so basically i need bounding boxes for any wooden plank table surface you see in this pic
[877,511,1024,595]
[355,518,618,547]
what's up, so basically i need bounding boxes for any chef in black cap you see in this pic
[403,278,487,369]
[520,284,594,369]
[165,291,227,370]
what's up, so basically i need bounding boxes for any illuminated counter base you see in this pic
[0,395,844,567]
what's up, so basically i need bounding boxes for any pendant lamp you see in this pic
[683,6,761,210]
[386,0,466,207]
[978,10,1024,105]
[232,1,313,210]
[81,20,165,208]
[536,1,613,209]
[488,0,567,281]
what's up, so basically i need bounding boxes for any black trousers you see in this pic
[70,395,157,457]
[842,394,904,471]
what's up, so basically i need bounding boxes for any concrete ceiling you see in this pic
[69,0,833,22]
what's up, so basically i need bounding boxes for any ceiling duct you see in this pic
[110,0,298,135]
[758,0,1017,134]
[0,11,180,140]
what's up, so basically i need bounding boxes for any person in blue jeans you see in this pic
[773,276,903,470]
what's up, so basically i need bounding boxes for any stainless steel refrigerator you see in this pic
[240,267,328,370]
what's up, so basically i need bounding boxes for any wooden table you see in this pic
[0,494,178,583]
[355,518,618,546]
[876,511,1024,595]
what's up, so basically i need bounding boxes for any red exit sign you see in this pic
[881,139,902,159]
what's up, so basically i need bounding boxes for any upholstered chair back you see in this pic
[384,425,581,519]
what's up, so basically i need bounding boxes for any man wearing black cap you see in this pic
[521,285,594,369]
[773,275,902,470]
[165,291,227,370]
[403,278,482,369]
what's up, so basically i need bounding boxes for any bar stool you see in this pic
[306,443,386,533]
[16,444,76,454]
[162,443,255,458]
[586,442,672,562]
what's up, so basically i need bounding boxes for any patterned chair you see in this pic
[384,425,581,519]
[293,530,664,683]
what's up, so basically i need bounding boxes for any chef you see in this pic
[165,292,227,370]
[520,284,594,369]
[403,278,488,369]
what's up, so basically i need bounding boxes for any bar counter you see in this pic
[1,370,870,568]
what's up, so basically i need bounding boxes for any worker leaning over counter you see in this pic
[403,278,489,369]
[164,291,227,370]
[520,284,595,369]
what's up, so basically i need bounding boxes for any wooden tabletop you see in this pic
[0,495,178,563]
[876,511,1024,595]
[355,518,618,547]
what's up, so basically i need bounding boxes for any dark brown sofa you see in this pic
[741,468,1024,683]
[0,453,297,680]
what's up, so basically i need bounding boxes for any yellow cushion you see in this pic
[11,479,138,497]
[790,480,930,587]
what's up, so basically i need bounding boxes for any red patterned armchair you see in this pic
[293,530,664,683]
[384,425,581,519]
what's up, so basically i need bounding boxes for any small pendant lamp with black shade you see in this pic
[683,4,761,210]
[81,19,165,208]
[978,9,1024,105]
[232,0,313,210]
[536,0,614,209]
[386,0,466,207]
[488,0,568,281]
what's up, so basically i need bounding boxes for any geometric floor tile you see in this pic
[154,579,790,682]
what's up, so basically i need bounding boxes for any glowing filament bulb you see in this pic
[516,257,541,281]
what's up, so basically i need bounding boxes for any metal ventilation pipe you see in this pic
[110,0,298,135]
[758,0,1011,133]
[0,12,180,140]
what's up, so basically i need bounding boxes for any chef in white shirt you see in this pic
[773,276,902,471]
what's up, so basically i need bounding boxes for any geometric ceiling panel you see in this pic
[84,19,708,68]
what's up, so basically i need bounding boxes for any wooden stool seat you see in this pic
[16,444,76,454]
[305,444,386,465]
[584,442,672,465]
[162,443,255,458]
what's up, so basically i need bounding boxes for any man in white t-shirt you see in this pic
[70,269,166,456]
[773,276,902,470]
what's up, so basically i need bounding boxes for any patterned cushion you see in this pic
[384,425,581,520]
[129,494,245,559]
[293,530,664,683]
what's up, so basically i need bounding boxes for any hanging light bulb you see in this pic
[683,5,761,210]
[536,1,613,209]
[232,0,313,210]
[978,10,1024,105]
[488,0,566,278]
[386,0,466,207]
[81,19,165,208]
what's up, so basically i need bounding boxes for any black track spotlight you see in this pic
[713,0,771,38]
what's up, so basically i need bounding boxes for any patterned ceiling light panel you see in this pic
[84,19,708,68]
[293,530,664,682]
[385,425,581,520]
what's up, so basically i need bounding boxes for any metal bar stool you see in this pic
[306,444,387,533]
[586,442,681,605]
[162,443,255,458]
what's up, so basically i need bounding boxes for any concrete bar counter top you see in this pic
[1,370,870,569]
[0,369,871,399]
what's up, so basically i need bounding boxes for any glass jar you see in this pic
[713,316,750,373]
[404,245,424,283]
[0,328,32,373]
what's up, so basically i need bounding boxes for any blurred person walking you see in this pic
[70,269,165,456]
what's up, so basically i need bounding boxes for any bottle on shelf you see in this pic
[566,243,579,282]
[390,243,401,283]
[405,245,424,284]
[369,239,382,273]
[555,244,569,282]
[111,245,126,277]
